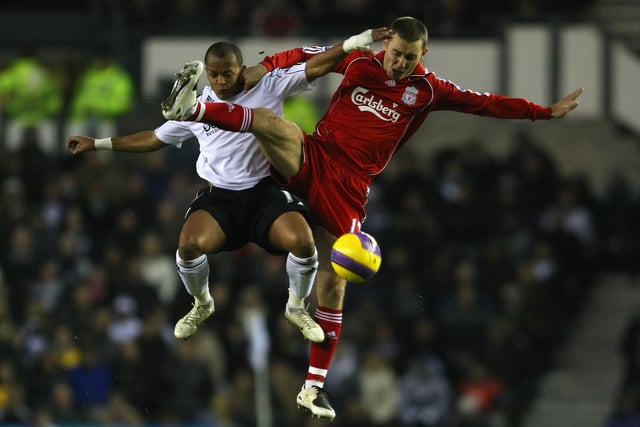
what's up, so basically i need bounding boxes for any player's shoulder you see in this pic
[258,63,307,95]
[342,51,382,77]
[268,62,306,78]
[349,50,377,65]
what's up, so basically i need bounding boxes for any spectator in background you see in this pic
[454,359,507,427]
[139,231,180,305]
[397,354,453,427]
[45,381,84,424]
[91,391,145,425]
[505,130,559,224]
[0,48,63,154]
[66,48,135,140]
[0,359,29,424]
[599,171,640,273]
[107,294,144,344]
[2,224,39,323]
[358,350,399,425]
[0,271,15,357]
[162,339,215,423]
[619,306,640,396]
[67,345,112,413]
[436,259,498,358]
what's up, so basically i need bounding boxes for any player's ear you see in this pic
[422,47,429,58]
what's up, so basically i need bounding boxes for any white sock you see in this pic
[176,250,212,305]
[286,249,318,309]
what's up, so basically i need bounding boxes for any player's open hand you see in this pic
[67,135,94,154]
[551,87,584,119]
[370,27,393,44]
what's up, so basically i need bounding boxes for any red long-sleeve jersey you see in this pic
[262,48,552,176]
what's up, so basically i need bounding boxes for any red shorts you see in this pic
[275,134,371,237]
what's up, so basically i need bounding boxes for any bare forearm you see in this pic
[304,45,348,82]
[111,131,167,152]
[67,130,167,155]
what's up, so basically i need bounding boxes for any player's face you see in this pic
[382,34,427,81]
[205,53,246,100]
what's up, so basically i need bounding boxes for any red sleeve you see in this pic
[430,75,552,121]
[260,46,331,71]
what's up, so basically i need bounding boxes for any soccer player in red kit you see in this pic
[162,16,583,420]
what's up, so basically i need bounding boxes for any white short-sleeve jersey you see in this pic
[154,62,314,190]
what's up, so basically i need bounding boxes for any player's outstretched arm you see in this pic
[242,27,393,90]
[67,130,167,154]
[551,87,584,119]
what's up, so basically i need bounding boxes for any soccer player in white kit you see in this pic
[66,40,352,345]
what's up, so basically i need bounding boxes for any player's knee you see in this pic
[292,236,317,259]
[178,240,203,261]
[280,230,315,258]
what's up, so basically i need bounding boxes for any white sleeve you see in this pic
[261,63,316,99]
[154,120,195,148]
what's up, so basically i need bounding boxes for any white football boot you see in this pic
[284,304,325,343]
[296,386,336,420]
[174,299,215,340]
[161,60,203,121]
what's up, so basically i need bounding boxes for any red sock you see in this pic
[187,101,253,132]
[305,307,342,388]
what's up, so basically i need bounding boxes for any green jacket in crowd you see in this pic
[0,57,63,126]
[70,60,135,122]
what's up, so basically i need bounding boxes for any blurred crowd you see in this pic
[0,47,135,156]
[4,0,594,39]
[121,0,592,38]
[1,117,639,426]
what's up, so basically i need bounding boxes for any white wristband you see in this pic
[342,29,374,53]
[94,137,113,151]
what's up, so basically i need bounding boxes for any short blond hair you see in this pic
[390,16,428,48]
